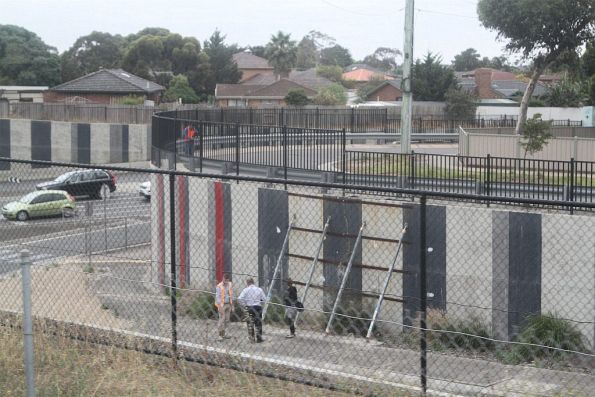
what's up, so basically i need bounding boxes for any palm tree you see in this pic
[265,31,297,77]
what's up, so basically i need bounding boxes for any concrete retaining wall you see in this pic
[150,178,595,347]
[0,118,150,171]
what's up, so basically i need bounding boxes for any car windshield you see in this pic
[19,192,39,204]
[54,172,77,183]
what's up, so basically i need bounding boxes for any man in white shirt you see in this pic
[237,277,266,343]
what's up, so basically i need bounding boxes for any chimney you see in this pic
[474,68,495,99]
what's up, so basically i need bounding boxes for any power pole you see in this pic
[400,0,415,153]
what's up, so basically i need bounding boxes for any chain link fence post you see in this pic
[20,249,35,397]
[168,173,178,358]
[419,195,428,395]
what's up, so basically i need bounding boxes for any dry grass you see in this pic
[0,326,354,397]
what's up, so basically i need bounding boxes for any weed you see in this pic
[83,264,94,273]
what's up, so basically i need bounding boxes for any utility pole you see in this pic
[400,0,415,153]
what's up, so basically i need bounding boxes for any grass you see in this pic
[350,156,594,187]
[0,325,355,397]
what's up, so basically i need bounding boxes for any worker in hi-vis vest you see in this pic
[215,273,234,340]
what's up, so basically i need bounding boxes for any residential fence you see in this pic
[0,157,593,396]
[460,128,595,162]
[151,112,595,208]
[0,102,583,131]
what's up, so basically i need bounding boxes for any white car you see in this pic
[139,181,151,200]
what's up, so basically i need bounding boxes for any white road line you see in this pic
[1,221,150,250]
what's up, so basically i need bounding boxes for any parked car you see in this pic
[36,169,116,199]
[2,190,76,221]
[139,181,151,200]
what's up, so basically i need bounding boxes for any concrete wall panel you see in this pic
[231,182,259,285]
[51,121,71,163]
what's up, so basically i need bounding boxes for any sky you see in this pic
[1,0,507,63]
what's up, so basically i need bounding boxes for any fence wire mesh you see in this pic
[0,159,593,396]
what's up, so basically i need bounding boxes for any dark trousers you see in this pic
[246,306,263,341]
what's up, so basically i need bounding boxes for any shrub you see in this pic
[180,292,217,320]
[326,303,378,337]
[263,296,285,325]
[428,311,495,352]
[520,113,552,158]
[284,89,310,106]
[313,83,347,106]
[118,95,145,105]
[501,314,587,364]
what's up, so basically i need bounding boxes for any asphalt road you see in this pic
[0,171,152,275]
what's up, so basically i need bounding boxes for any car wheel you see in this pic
[95,184,111,200]
[63,207,74,218]
[16,211,29,221]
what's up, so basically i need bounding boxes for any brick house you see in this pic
[365,80,403,102]
[342,63,395,86]
[232,52,275,83]
[457,68,547,100]
[44,69,165,104]
[215,79,317,108]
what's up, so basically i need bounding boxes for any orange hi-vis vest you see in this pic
[215,281,233,308]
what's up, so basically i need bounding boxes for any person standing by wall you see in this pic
[284,278,298,338]
[183,124,197,156]
[238,277,266,343]
[215,273,234,341]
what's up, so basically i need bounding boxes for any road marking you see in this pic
[1,221,150,250]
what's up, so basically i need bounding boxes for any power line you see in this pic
[319,0,404,17]
[416,8,478,19]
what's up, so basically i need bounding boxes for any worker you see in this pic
[237,277,266,343]
[215,273,234,341]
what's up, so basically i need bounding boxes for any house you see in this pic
[215,79,317,108]
[44,69,165,105]
[457,68,548,100]
[215,67,334,107]
[0,86,48,104]
[365,80,403,102]
[232,52,274,82]
[342,63,395,85]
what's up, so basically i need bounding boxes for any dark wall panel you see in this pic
[0,119,10,170]
[77,124,91,164]
[31,120,51,168]
[122,124,129,163]
[258,188,289,296]
[322,197,362,312]
[508,212,542,337]
[402,204,447,325]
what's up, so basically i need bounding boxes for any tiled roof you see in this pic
[232,52,273,69]
[343,68,394,82]
[51,69,164,93]
[216,79,317,98]
[491,80,547,97]
[288,68,334,90]
[242,74,277,85]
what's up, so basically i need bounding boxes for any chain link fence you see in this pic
[0,158,593,396]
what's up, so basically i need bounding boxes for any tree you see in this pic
[445,89,477,120]
[121,35,166,79]
[0,24,61,86]
[60,31,124,82]
[265,31,297,76]
[248,45,267,59]
[203,30,241,91]
[478,0,595,134]
[313,83,347,105]
[520,114,553,158]
[581,41,595,78]
[589,75,595,105]
[316,65,343,82]
[284,89,310,106]
[543,81,585,107]
[412,52,457,101]
[163,74,200,103]
[296,37,317,70]
[452,48,482,71]
[320,45,353,67]
[363,47,401,73]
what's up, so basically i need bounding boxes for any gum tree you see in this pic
[477,0,595,134]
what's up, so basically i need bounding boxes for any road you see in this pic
[0,171,152,275]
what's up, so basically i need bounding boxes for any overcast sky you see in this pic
[1,0,508,63]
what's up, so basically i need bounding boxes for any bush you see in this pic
[500,314,587,364]
[313,83,347,106]
[263,296,286,325]
[118,95,145,105]
[316,65,343,83]
[326,304,378,337]
[284,89,310,106]
[445,88,477,120]
[428,311,495,352]
[180,292,217,320]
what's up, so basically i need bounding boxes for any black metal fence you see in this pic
[0,157,593,396]
[152,111,595,208]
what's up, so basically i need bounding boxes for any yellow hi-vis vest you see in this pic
[215,282,233,308]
